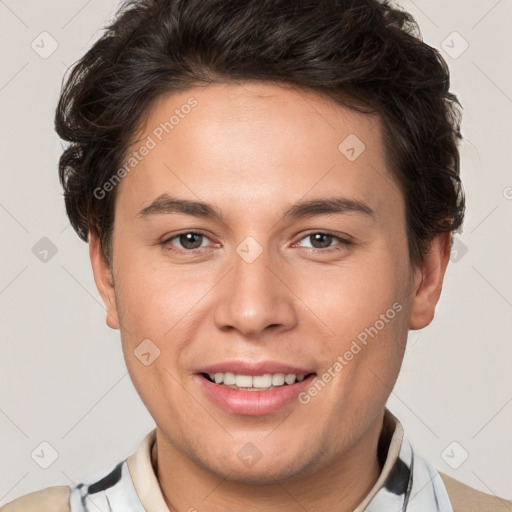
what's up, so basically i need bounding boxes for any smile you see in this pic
[201,372,312,390]
[196,369,317,416]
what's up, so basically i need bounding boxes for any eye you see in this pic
[162,231,212,253]
[161,230,352,255]
[295,232,352,251]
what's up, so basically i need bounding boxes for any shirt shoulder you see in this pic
[0,485,70,512]
[439,471,512,512]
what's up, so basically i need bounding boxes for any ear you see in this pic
[89,232,120,330]
[408,231,452,330]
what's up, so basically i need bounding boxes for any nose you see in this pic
[213,241,298,340]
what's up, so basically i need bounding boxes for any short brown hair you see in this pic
[55,0,465,269]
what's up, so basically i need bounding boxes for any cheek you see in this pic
[113,258,219,398]
[114,256,212,340]
[304,248,410,381]
[303,252,406,333]
[124,354,195,441]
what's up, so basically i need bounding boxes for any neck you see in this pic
[152,412,386,512]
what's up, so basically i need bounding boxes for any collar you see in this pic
[125,408,453,511]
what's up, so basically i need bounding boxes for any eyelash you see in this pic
[161,230,352,255]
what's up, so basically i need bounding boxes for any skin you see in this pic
[89,82,451,511]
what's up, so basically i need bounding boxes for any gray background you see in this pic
[0,0,511,505]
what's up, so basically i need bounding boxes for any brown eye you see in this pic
[294,232,353,253]
[308,233,334,249]
[177,232,204,250]
[163,232,210,252]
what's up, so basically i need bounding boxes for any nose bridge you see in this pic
[213,236,296,337]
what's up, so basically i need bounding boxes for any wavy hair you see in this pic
[55,0,465,269]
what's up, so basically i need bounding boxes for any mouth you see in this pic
[195,364,317,416]
[200,371,316,391]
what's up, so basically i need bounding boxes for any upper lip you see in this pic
[196,360,316,376]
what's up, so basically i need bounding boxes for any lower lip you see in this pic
[196,374,316,416]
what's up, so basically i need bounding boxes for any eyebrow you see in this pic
[137,193,374,221]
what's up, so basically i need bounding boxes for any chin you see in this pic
[194,445,318,485]
[215,460,308,485]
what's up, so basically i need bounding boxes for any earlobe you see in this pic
[89,232,120,330]
[408,231,452,331]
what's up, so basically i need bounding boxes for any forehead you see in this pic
[115,82,402,221]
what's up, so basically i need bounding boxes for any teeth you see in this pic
[223,372,236,385]
[284,374,296,385]
[235,374,253,388]
[252,374,272,388]
[205,372,308,389]
[271,373,285,386]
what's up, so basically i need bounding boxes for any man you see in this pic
[3,0,510,510]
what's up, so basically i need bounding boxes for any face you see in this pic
[90,81,449,485]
